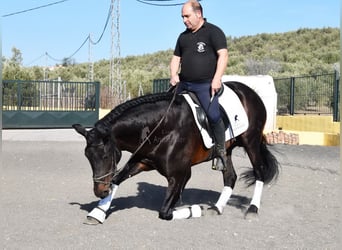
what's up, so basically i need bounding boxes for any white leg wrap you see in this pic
[215,186,233,214]
[172,205,202,220]
[87,184,118,223]
[250,180,264,209]
[190,205,202,218]
[87,207,107,223]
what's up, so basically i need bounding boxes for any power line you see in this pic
[90,2,113,45]
[2,0,70,18]
[23,1,113,65]
[3,0,111,65]
[136,0,201,7]
[46,35,90,62]
[17,0,192,66]
[26,53,47,66]
[136,0,184,7]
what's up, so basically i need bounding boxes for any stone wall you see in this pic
[265,130,299,145]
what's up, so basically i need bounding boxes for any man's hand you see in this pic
[211,48,228,97]
[170,75,180,86]
[211,78,222,97]
[170,55,181,86]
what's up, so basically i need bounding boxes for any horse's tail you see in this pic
[241,135,280,186]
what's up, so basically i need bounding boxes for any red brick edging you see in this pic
[265,131,299,145]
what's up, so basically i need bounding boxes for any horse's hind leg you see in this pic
[246,180,264,216]
[244,139,279,217]
[242,140,267,217]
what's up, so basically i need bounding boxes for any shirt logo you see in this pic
[196,42,206,53]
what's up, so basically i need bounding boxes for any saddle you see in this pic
[184,90,230,138]
[181,83,249,149]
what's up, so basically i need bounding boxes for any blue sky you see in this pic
[1,0,340,66]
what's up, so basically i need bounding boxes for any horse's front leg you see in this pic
[85,161,148,225]
[85,183,119,225]
[208,149,237,215]
[158,168,192,220]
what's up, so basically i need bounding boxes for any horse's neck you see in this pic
[113,108,166,152]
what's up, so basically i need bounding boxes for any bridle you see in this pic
[90,142,117,186]
[92,85,178,186]
[93,171,115,185]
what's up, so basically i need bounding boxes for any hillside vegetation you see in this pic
[3,27,340,97]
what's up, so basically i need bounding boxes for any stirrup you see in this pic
[211,157,227,171]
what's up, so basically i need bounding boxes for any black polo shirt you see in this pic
[174,21,227,82]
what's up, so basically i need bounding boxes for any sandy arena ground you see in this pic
[1,129,341,249]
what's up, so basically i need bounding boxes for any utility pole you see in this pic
[109,0,122,107]
[88,33,94,82]
[138,82,144,96]
[44,52,48,81]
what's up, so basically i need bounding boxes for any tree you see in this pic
[245,58,281,75]
[62,57,76,67]
[3,47,30,80]
[10,47,23,66]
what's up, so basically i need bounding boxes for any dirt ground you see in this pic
[1,135,341,249]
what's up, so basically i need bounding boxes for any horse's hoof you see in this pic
[207,206,222,216]
[244,205,259,220]
[159,212,173,221]
[83,216,101,225]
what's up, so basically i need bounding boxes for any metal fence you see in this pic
[2,80,100,128]
[3,80,99,111]
[274,71,339,121]
[152,71,340,122]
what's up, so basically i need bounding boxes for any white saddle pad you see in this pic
[182,84,249,149]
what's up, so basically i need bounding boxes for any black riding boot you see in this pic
[211,119,228,171]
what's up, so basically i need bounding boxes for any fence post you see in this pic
[333,70,340,122]
[17,80,22,111]
[95,81,100,110]
[290,77,295,115]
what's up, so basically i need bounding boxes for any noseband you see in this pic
[93,171,115,185]
[91,142,117,185]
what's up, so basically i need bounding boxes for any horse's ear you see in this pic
[72,124,88,138]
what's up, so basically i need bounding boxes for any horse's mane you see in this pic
[95,92,174,135]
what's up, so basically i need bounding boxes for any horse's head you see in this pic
[73,124,121,198]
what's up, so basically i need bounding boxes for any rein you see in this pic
[119,85,178,172]
[94,85,178,185]
[93,171,115,185]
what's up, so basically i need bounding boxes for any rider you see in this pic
[169,0,229,170]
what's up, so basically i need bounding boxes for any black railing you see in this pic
[152,71,340,122]
[274,71,339,121]
[2,80,99,111]
[2,80,100,128]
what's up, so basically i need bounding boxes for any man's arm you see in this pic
[211,48,228,96]
[170,55,181,86]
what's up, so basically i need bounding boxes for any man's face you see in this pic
[181,4,202,31]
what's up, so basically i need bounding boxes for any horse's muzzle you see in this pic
[94,183,111,198]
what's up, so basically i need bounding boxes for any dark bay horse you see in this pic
[73,81,279,223]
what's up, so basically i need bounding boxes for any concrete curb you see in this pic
[2,129,84,141]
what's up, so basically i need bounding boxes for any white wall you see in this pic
[222,75,277,131]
